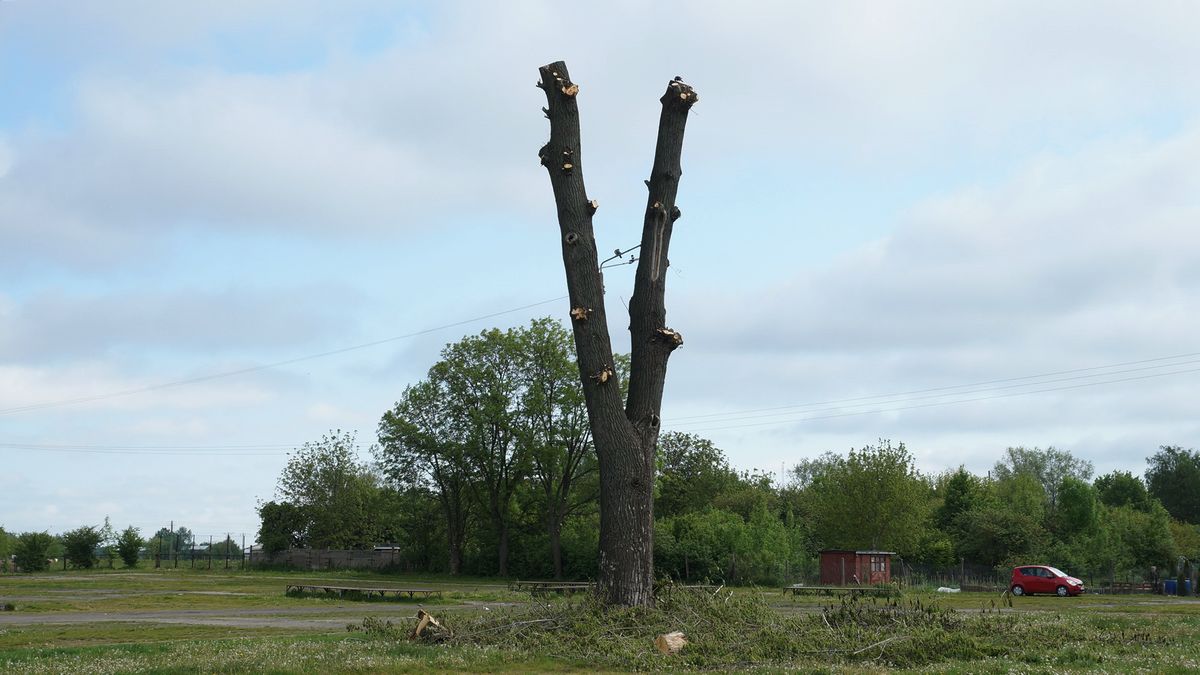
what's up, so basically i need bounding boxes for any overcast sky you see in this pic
[3,1,1199,541]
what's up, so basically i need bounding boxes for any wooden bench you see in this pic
[508,580,594,596]
[782,584,900,598]
[285,584,442,600]
[1103,582,1155,594]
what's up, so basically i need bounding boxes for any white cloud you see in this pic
[0,285,361,362]
[666,123,1200,471]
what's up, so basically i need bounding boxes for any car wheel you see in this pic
[1011,585,1024,596]
[1056,585,1069,597]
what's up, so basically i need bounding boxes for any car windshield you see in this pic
[1046,566,1067,577]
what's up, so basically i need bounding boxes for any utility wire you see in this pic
[674,364,1200,434]
[0,446,288,456]
[10,351,1200,455]
[0,295,567,416]
[666,351,1200,423]
[0,442,293,455]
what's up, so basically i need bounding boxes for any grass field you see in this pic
[3,568,1200,672]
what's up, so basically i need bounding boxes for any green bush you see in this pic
[116,526,143,568]
[13,531,54,572]
[61,526,103,569]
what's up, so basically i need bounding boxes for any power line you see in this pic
[0,295,567,416]
[673,364,1200,434]
[0,442,293,456]
[666,351,1200,423]
[12,352,1200,455]
[0,445,289,456]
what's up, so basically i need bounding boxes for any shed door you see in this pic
[868,555,886,584]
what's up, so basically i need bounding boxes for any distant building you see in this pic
[819,549,895,585]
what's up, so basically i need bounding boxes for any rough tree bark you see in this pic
[538,61,696,606]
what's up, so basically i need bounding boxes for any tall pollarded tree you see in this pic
[537,61,697,606]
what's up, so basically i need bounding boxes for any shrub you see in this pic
[61,526,103,569]
[117,526,143,568]
[13,532,54,572]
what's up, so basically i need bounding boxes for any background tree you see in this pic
[379,380,474,574]
[13,531,54,572]
[1095,470,1151,511]
[1145,445,1200,523]
[209,536,242,557]
[277,430,380,549]
[538,60,698,606]
[517,318,598,579]
[436,328,526,576]
[116,526,142,568]
[934,466,986,532]
[951,501,1047,567]
[257,501,307,553]
[805,440,930,554]
[0,526,10,572]
[98,517,118,568]
[1055,476,1100,540]
[656,432,739,520]
[992,446,1093,518]
[60,526,102,569]
[1169,520,1200,563]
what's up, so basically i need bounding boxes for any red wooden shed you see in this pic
[819,550,895,585]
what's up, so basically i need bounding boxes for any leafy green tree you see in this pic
[657,509,743,581]
[1169,520,1200,562]
[992,446,1093,517]
[951,502,1047,567]
[381,321,600,577]
[145,526,195,560]
[994,473,1048,524]
[61,526,103,569]
[435,328,528,576]
[515,318,598,579]
[805,440,931,555]
[116,526,142,568]
[934,466,986,532]
[379,380,474,574]
[278,430,380,549]
[656,433,740,519]
[788,452,839,489]
[372,486,446,572]
[98,517,118,568]
[1103,501,1176,575]
[1056,476,1100,539]
[257,501,307,553]
[0,526,10,571]
[13,532,54,572]
[209,536,242,557]
[1145,445,1200,523]
[1095,470,1151,511]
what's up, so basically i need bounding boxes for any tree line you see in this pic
[254,318,1200,584]
[0,521,242,573]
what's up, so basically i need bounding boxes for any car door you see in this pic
[1017,567,1039,593]
[1034,567,1054,593]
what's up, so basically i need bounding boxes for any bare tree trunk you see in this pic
[548,517,564,580]
[538,61,696,606]
[496,519,509,577]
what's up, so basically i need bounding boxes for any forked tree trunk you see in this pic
[538,61,696,606]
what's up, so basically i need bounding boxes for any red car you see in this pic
[1010,565,1085,596]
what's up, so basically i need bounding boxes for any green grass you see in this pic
[4,569,1200,672]
[0,567,511,612]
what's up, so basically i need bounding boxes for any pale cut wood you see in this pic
[654,631,688,654]
[410,609,445,640]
